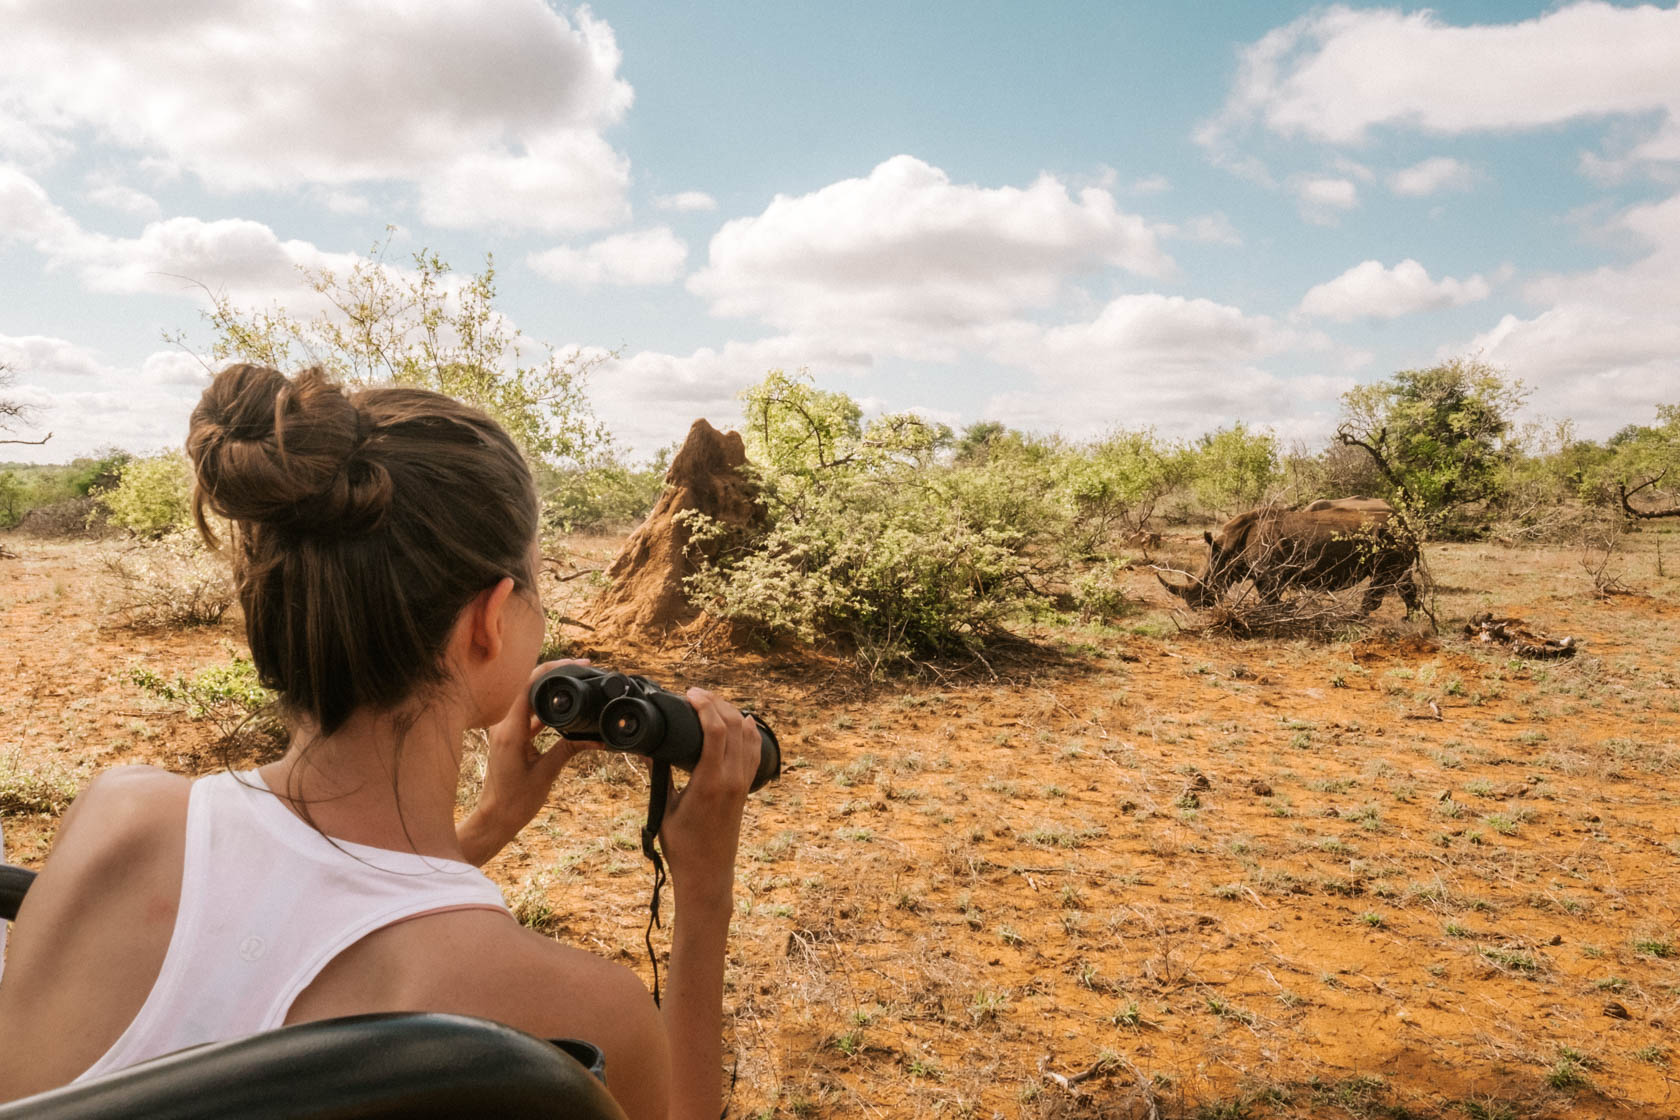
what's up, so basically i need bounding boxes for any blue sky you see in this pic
[3,1,1678,464]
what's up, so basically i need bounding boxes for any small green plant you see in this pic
[1633,937,1674,959]
[1480,946,1540,973]
[0,749,79,815]
[132,657,285,751]
[508,880,561,935]
[1544,1056,1586,1090]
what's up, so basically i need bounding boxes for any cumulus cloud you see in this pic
[654,191,718,213]
[528,227,687,287]
[1200,3,1680,173]
[0,0,635,232]
[590,335,875,452]
[687,155,1172,356]
[979,294,1341,440]
[1463,191,1680,434]
[0,338,207,462]
[1299,259,1492,320]
[0,166,372,310]
[1389,156,1475,197]
[0,333,108,379]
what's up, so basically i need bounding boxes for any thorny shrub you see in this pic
[99,531,233,630]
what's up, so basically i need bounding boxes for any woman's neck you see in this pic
[257,703,469,861]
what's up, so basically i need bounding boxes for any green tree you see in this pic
[0,470,22,527]
[1336,356,1527,522]
[1188,422,1281,516]
[1060,428,1182,546]
[1600,404,1680,518]
[186,237,608,469]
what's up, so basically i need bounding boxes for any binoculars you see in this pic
[529,666,781,792]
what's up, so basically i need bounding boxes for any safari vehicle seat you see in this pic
[0,863,627,1119]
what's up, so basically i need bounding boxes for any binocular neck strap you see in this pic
[639,759,672,1007]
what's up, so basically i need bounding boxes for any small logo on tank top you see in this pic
[238,935,266,961]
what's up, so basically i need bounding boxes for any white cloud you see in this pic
[0,340,207,462]
[140,350,213,387]
[1131,174,1171,195]
[0,1,635,232]
[687,155,1173,356]
[528,227,688,287]
[1293,176,1359,224]
[1299,259,1492,320]
[313,188,372,216]
[82,176,161,219]
[1201,3,1680,173]
[590,335,874,452]
[1463,191,1680,434]
[0,333,108,379]
[654,191,718,213]
[1389,156,1475,197]
[0,167,362,301]
[980,294,1341,440]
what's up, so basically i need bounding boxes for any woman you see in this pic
[0,364,755,1120]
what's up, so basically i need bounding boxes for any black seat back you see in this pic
[0,1012,627,1119]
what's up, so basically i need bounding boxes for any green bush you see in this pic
[1187,422,1282,516]
[132,656,285,750]
[540,455,666,534]
[1058,428,1182,548]
[98,451,192,537]
[0,451,129,529]
[683,371,1080,668]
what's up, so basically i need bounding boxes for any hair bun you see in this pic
[188,364,392,537]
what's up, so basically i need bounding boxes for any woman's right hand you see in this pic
[657,689,758,909]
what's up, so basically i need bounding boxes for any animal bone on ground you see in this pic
[1462,611,1576,659]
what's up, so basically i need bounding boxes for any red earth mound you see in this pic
[581,418,763,641]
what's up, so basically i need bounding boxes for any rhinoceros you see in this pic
[1301,496,1394,513]
[1157,505,1419,615]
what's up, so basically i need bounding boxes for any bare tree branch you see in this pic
[1619,468,1680,519]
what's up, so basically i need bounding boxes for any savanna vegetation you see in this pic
[5,247,1679,1118]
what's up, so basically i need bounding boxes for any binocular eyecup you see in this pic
[529,665,781,792]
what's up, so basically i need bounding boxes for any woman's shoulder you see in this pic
[23,765,190,919]
[393,909,662,1038]
[58,765,191,854]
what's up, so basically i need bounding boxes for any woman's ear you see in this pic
[463,577,517,663]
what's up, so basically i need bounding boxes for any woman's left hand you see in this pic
[459,658,599,864]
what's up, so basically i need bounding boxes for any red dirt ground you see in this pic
[3,528,1678,1118]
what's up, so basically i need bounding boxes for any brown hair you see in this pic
[187,364,539,737]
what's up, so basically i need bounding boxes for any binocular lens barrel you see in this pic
[600,697,664,753]
[531,674,596,731]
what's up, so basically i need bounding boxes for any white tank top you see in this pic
[74,769,508,1083]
